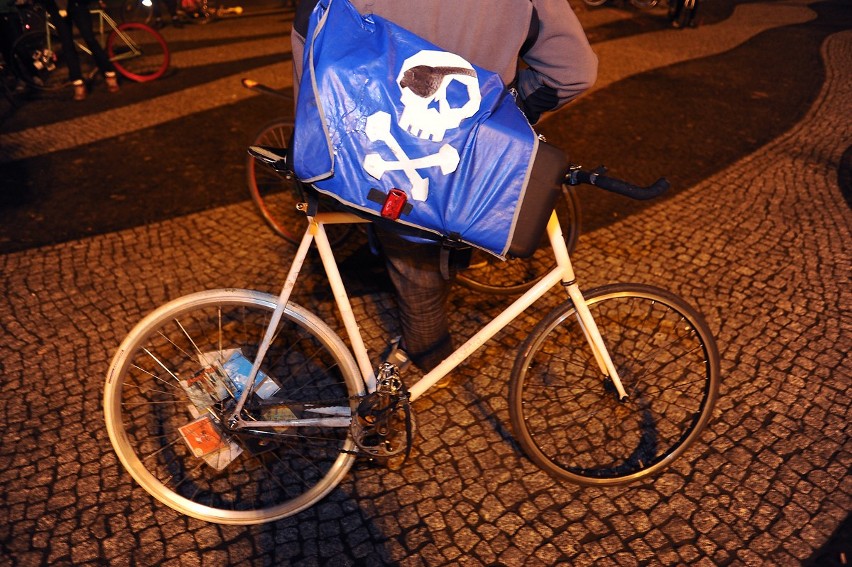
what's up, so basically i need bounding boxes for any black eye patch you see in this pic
[399,66,477,98]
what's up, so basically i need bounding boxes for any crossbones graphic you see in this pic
[361,50,480,202]
[363,112,460,201]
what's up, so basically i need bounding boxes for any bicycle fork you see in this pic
[547,213,629,401]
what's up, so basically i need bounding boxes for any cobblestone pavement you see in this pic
[1,1,850,565]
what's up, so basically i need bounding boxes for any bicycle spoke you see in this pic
[105,291,362,523]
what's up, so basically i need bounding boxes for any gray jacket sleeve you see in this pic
[291,0,597,123]
[517,0,598,122]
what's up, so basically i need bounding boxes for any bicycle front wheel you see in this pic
[456,184,581,295]
[107,23,169,82]
[509,283,719,485]
[104,289,365,524]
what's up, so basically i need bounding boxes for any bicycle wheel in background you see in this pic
[104,289,365,524]
[107,22,169,82]
[120,0,154,23]
[456,184,581,295]
[11,30,92,90]
[247,118,355,247]
[509,283,719,485]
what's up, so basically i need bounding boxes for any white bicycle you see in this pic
[104,149,720,525]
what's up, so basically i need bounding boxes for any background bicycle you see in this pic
[121,0,242,25]
[10,1,169,91]
[244,80,583,296]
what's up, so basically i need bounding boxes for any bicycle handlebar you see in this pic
[241,78,293,100]
[566,165,670,201]
[248,143,670,203]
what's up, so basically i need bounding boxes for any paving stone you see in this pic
[2,3,851,566]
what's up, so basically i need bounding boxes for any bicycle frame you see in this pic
[228,209,629,431]
[42,9,141,63]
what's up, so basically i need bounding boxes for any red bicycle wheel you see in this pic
[107,22,169,82]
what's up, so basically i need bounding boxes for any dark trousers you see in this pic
[1,13,22,66]
[374,227,472,372]
[39,0,114,81]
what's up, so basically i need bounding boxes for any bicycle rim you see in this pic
[107,23,169,82]
[104,289,364,524]
[510,283,719,485]
[456,184,581,295]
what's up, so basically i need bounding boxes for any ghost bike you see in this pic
[104,145,720,524]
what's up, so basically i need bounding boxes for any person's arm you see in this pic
[291,0,318,91]
[517,0,597,123]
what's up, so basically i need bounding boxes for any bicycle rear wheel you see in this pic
[104,289,364,524]
[509,284,719,485]
[456,184,581,295]
[247,118,354,247]
[107,22,169,82]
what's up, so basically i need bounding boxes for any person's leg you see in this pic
[0,14,19,65]
[67,0,115,76]
[687,0,700,27]
[374,227,454,372]
[39,0,82,81]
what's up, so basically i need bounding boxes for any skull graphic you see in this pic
[397,50,481,142]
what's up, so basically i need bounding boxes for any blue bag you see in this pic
[292,0,554,258]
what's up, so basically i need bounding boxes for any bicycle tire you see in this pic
[107,22,169,82]
[104,289,365,524]
[11,30,91,90]
[582,0,609,6]
[120,0,154,24]
[456,184,581,295]
[509,283,719,485]
[246,118,354,247]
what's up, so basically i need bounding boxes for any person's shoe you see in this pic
[72,80,86,101]
[105,72,119,93]
[383,337,454,389]
[383,336,411,372]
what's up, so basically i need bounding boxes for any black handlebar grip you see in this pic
[241,78,294,101]
[568,168,670,201]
